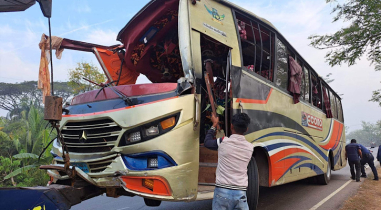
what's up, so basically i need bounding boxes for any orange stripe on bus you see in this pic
[62,96,179,118]
[320,121,344,150]
[236,88,273,104]
[269,148,312,186]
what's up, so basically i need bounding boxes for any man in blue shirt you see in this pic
[345,139,362,182]
[359,144,379,180]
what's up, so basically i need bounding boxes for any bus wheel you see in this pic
[144,198,161,207]
[317,158,331,185]
[247,157,259,210]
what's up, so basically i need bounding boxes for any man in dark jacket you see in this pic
[359,144,379,180]
[345,139,363,182]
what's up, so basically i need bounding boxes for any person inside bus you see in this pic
[204,113,253,210]
[358,144,379,180]
[345,139,363,182]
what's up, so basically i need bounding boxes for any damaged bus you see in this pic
[43,0,346,209]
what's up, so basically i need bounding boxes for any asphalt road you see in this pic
[72,148,379,210]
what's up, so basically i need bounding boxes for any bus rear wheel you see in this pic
[317,158,331,185]
[144,198,161,207]
[247,157,259,210]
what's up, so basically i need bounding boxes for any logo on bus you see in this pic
[204,4,225,24]
[301,112,323,131]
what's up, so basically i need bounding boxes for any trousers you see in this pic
[212,187,249,210]
[360,154,379,180]
[348,160,361,181]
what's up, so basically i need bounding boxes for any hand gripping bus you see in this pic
[38,0,346,209]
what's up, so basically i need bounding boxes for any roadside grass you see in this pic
[340,167,381,210]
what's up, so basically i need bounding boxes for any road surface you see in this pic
[72,148,379,210]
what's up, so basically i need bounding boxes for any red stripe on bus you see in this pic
[62,96,179,118]
[269,147,312,186]
[320,121,343,150]
[235,88,273,104]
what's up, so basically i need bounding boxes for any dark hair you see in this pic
[351,139,357,143]
[231,113,251,134]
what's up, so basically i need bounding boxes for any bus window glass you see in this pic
[236,14,255,67]
[275,38,288,90]
[258,27,274,81]
[329,91,338,119]
[311,73,322,109]
[235,12,274,81]
[297,59,304,99]
[303,66,310,103]
[337,97,344,122]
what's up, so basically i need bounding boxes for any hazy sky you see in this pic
[0,0,380,132]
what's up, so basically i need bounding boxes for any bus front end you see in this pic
[48,0,201,204]
[50,82,199,202]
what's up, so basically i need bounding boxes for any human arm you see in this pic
[358,149,362,159]
[203,114,223,151]
[345,146,348,160]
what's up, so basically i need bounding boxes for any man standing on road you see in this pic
[345,139,362,182]
[204,113,253,210]
[359,144,379,180]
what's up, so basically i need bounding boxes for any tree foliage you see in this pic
[309,0,381,106]
[323,73,335,84]
[0,104,54,187]
[0,81,74,118]
[346,120,381,145]
[68,62,106,94]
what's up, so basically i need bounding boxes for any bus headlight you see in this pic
[145,126,159,136]
[119,113,180,147]
[126,131,142,143]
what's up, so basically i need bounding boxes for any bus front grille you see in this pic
[61,119,122,153]
[57,154,117,174]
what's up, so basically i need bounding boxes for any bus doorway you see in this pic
[197,34,231,192]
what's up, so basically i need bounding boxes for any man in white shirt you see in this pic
[204,113,253,210]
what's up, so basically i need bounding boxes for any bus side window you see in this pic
[235,12,274,82]
[303,66,310,103]
[297,58,304,99]
[329,91,338,119]
[236,14,256,68]
[336,97,344,122]
[310,73,322,109]
[275,38,288,90]
[322,85,333,117]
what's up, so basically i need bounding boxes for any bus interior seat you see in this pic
[122,3,183,84]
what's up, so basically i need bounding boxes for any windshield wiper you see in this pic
[83,78,134,106]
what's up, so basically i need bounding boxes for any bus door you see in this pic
[192,32,232,186]
[186,0,241,187]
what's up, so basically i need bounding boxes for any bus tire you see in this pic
[247,157,259,210]
[144,198,161,207]
[317,157,331,185]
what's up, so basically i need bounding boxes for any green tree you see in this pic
[0,81,74,119]
[346,120,381,145]
[68,62,106,94]
[309,0,381,106]
[323,73,334,84]
[0,156,20,187]
[0,106,54,187]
